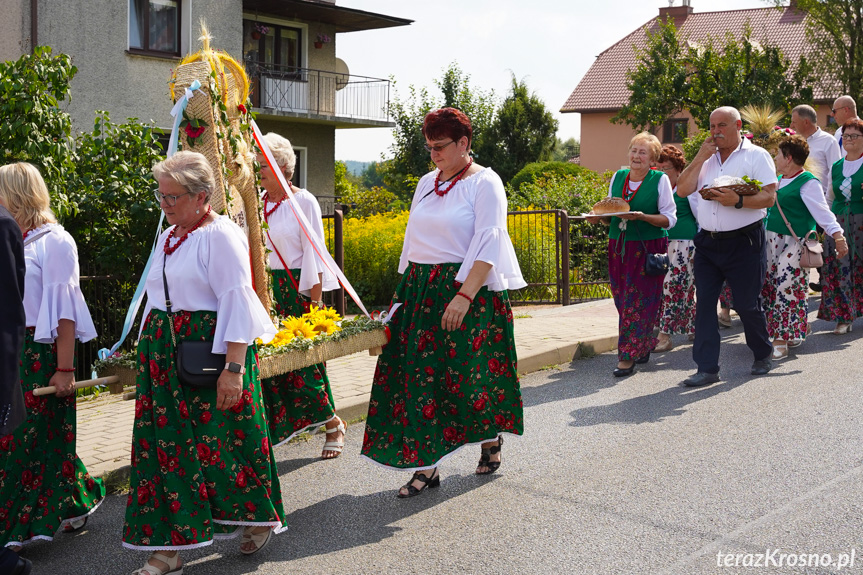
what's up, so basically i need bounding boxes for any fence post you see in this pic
[558,210,570,306]
[333,208,346,316]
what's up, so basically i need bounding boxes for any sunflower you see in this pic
[267,330,295,348]
[281,316,316,339]
[309,318,340,335]
[317,307,342,322]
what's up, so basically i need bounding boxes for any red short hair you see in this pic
[843,117,863,135]
[422,107,472,147]
[657,145,686,172]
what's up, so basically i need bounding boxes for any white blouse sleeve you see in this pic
[34,230,97,344]
[296,193,338,294]
[455,171,527,291]
[206,223,276,353]
[398,173,435,274]
[656,174,677,229]
[800,178,842,236]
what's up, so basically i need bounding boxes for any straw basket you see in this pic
[97,364,138,394]
[259,328,389,379]
[699,183,760,200]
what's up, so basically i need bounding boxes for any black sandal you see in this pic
[476,436,503,475]
[397,469,440,498]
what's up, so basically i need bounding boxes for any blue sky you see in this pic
[334,0,774,162]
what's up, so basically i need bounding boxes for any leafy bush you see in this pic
[682,129,710,164]
[508,161,591,192]
[339,185,405,218]
[507,208,558,301]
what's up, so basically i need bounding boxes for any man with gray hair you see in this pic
[832,95,860,157]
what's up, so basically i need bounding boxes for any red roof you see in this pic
[561,6,827,114]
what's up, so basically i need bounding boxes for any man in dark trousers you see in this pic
[0,203,31,574]
[677,106,778,387]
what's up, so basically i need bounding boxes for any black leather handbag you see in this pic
[163,252,224,389]
[645,252,670,276]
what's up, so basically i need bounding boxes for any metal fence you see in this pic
[246,61,390,123]
[76,263,126,382]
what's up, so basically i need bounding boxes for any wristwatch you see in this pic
[734,194,744,209]
[224,362,246,375]
[312,300,325,308]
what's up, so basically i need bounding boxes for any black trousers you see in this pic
[692,223,772,373]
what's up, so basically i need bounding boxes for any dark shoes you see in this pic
[751,358,773,376]
[635,352,651,364]
[397,469,440,498]
[613,364,635,377]
[809,282,822,292]
[476,436,503,475]
[11,556,32,575]
[683,372,720,387]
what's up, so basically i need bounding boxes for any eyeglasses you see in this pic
[844,134,863,141]
[832,106,848,114]
[154,190,194,206]
[424,140,455,153]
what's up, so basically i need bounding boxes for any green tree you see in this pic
[551,137,581,162]
[386,63,496,198]
[360,161,387,189]
[772,0,863,96]
[0,46,78,217]
[476,75,559,184]
[334,160,356,197]
[613,19,815,131]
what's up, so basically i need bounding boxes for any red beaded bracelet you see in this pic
[56,368,75,373]
[455,292,473,304]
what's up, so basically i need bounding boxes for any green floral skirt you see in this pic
[122,309,285,551]
[0,329,105,547]
[361,262,524,470]
[263,269,336,446]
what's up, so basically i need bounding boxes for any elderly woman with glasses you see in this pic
[0,162,104,552]
[588,132,677,377]
[361,107,526,498]
[124,151,283,575]
[818,118,863,335]
[256,132,345,459]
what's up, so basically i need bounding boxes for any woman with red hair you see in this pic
[361,107,526,498]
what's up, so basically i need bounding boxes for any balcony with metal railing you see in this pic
[245,60,392,127]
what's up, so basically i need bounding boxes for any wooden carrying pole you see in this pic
[32,375,120,396]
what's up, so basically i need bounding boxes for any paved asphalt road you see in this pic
[25,315,863,575]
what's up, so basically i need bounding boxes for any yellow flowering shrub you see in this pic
[507,207,558,298]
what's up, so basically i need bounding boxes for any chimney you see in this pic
[659,0,694,26]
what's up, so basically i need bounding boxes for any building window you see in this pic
[130,0,181,57]
[243,20,303,73]
[292,147,306,189]
[663,119,688,144]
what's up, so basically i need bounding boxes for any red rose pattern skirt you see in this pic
[608,237,667,361]
[122,310,285,551]
[0,329,105,547]
[762,231,809,341]
[262,269,336,447]
[361,262,523,470]
[818,213,863,323]
[658,239,696,335]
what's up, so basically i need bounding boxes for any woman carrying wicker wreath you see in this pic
[257,132,347,459]
[0,162,105,552]
[818,118,863,335]
[765,135,845,359]
[123,151,284,575]
[361,107,526,498]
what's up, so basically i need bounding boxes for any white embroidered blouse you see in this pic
[263,187,338,295]
[141,216,276,353]
[23,224,97,344]
[398,167,526,292]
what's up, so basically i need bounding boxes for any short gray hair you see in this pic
[263,132,296,179]
[792,104,817,123]
[712,106,741,122]
[152,151,215,202]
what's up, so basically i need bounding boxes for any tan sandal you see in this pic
[131,552,183,575]
[321,416,347,459]
[240,526,273,555]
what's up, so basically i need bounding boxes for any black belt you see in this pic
[701,221,761,239]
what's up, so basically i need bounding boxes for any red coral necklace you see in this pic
[434,159,473,197]
[622,172,643,203]
[782,169,805,179]
[263,183,292,219]
[22,229,33,242]
[164,206,211,255]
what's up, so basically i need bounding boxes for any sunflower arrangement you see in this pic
[258,306,345,351]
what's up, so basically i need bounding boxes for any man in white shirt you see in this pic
[677,106,778,386]
[790,104,840,292]
[832,95,860,157]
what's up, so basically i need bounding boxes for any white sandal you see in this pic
[321,417,347,459]
[131,552,183,575]
[240,526,273,556]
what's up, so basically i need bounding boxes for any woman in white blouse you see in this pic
[0,162,104,551]
[360,107,526,498]
[124,152,283,574]
[765,135,846,358]
[258,132,345,459]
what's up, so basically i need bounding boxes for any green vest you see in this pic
[608,169,668,242]
[766,172,818,237]
[668,190,697,240]
[831,159,863,215]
